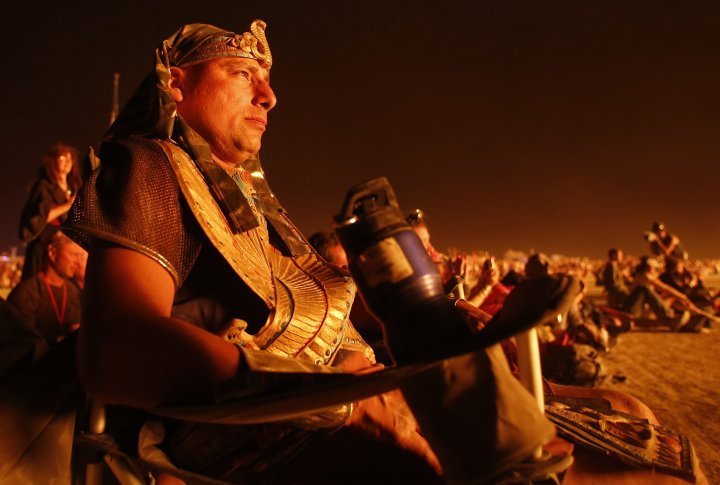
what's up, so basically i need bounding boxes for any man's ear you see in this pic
[47,245,57,265]
[168,67,185,103]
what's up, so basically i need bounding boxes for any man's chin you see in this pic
[236,142,262,161]
[213,147,259,166]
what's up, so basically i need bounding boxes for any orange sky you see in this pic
[2,1,719,259]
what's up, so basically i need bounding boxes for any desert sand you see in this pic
[586,278,719,484]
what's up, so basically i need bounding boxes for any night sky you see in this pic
[2,1,719,259]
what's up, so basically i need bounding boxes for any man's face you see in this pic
[172,58,277,165]
[49,240,86,280]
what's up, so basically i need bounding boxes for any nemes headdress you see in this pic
[103,20,307,254]
[107,20,273,142]
[172,20,272,69]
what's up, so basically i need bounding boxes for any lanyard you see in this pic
[40,272,67,325]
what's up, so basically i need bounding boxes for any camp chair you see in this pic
[2,274,581,484]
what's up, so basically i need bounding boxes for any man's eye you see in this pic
[233,70,250,78]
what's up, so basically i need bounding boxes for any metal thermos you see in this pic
[334,177,471,363]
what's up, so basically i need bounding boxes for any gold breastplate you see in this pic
[159,142,361,366]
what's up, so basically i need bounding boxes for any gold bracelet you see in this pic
[344,401,355,423]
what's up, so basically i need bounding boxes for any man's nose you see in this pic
[255,81,277,111]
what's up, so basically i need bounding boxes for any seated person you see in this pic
[406,209,465,295]
[565,285,611,351]
[501,263,526,287]
[522,254,608,349]
[308,231,348,269]
[59,21,567,484]
[646,221,688,262]
[601,248,691,331]
[7,231,85,346]
[660,257,717,317]
[523,253,569,335]
[467,256,512,315]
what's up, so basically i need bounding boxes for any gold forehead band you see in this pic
[179,20,272,69]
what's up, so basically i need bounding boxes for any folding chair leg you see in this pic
[516,327,545,459]
[83,399,148,485]
[85,400,107,485]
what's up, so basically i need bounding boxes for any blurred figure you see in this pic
[500,260,526,287]
[406,209,446,267]
[601,248,692,331]
[525,252,551,279]
[7,232,85,346]
[645,221,687,262]
[307,231,389,361]
[0,262,20,289]
[307,231,348,269]
[467,256,511,316]
[18,143,82,280]
[660,257,716,313]
[521,254,608,385]
[522,253,570,336]
[406,209,465,295]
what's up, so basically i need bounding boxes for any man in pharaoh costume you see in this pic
[1,20,702,484]
[59,20,565,483]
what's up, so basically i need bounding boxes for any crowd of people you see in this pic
[310,215,719,390]
[0,18,714,485]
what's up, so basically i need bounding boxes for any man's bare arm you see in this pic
[653,234,679,256]
[664,235,680,255]
[79,244,242,408]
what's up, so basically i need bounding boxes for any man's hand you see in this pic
[346,390,442,475]
[479,266,498,287]
[455,298,492,328]
[333,352,441,474]
[448,253,466,278]
[334,349,384,375]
